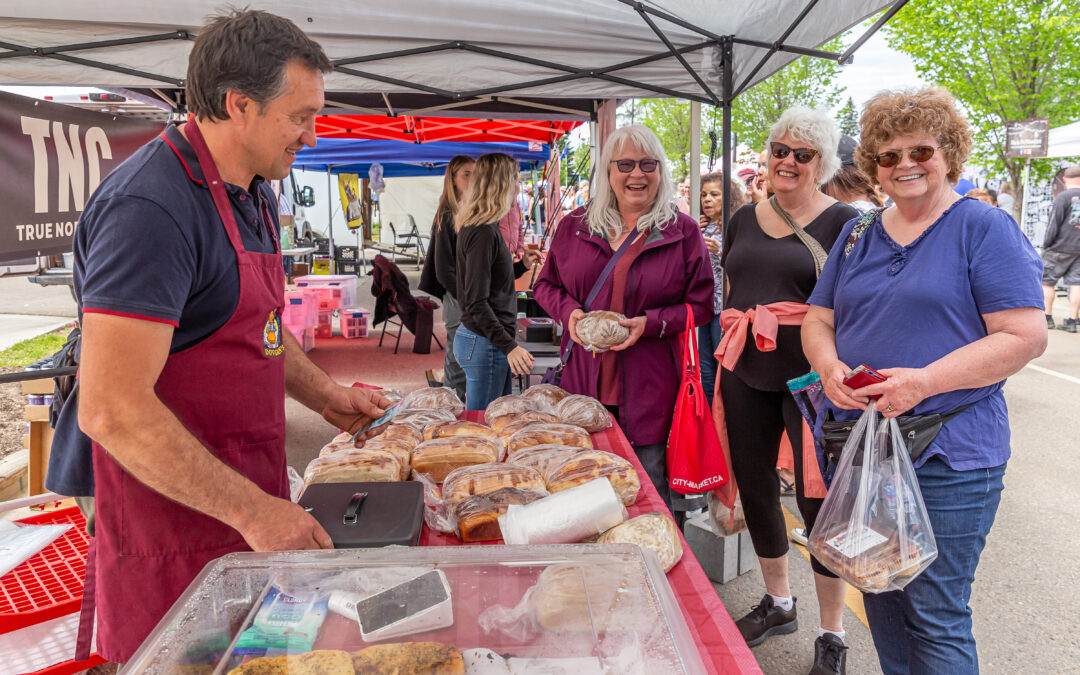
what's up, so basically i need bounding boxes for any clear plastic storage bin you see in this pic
[340,308,370,339]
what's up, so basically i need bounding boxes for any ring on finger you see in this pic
[886,404,894,412]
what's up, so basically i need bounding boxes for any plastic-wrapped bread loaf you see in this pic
[545,450,640,505]
[391,409,458,432]
[555,395,612,433]
[423,420,498,444]
[485,394,546,421]
[495,420,548,449]
[597,512,684,572]
[378,423,424,449]
[401,386,465,416]
[529,562,653,633]
[506,423,593,457]
[575,311,630,354]
[520,384,571,412]
[441,463,545,509]
[454,487,550,542]
[361,438,414,480]
[505,444,587,482]
[351,643,464,674]
[302,449,401,490]
[487,410,560,435]
[318,438,358,457]
[410,436,500,482]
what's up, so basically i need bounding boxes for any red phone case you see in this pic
[844,365,886,400]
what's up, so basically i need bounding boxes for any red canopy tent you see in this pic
[314,114,579,145]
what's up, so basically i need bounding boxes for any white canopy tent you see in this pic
[1046,120,1080,159]
[1,0,907,224]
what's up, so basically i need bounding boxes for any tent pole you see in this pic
[721,37,734,230]
[1019,158,1031,234]
[690,100,701,221]
[327,169,335,267]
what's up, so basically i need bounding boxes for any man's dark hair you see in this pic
[186,9,331,121]
[1064,166,1080,180]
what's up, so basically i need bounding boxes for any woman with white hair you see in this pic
[533,125,713,507]
[715,107,857,674]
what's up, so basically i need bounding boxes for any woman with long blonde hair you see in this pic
[454,153,541,409]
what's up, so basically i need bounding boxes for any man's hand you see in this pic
[609,316,648,351]
[820,360,868,411]
[321,386,392,434]
[238,495,333,551]
[567,308,586,345]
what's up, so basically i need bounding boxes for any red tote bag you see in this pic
[666,303,729,494]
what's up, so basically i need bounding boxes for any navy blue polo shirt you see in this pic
[46,123,280,497]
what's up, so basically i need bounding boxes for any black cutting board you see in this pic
[298,481,424,547]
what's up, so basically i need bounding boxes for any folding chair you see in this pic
[371,255,445,354]
[387,220,423,270]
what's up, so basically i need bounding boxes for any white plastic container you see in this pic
[340,307,370,339]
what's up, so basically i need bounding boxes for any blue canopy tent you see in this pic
[291,138,550,176]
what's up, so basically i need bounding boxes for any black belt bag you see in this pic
[820,403,973,466]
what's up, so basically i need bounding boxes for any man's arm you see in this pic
[78,312,331,551]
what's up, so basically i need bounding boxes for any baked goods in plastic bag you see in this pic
[351,642,464,674]
[706,491,746,535]
[377,422,424,449]
[391,408,458,432]
[410,436,500,482]
[505,444,586,481]
[597,512,683,572]
[506,423,593,456]
[423,420,498,444]
[485,394,545,420]
[454,486,550,542]
[807,406,937,593]
[488,410,561,435]
[401,386,465,416]
[520,383,570,411]
[555,395,612,432]
[360,437,414,480]
[441,463,545,509]
[229,650,353,675]
[302,449,401,491]
[318,438,358,457]
[544,450,640,505]
[575,310,630,354]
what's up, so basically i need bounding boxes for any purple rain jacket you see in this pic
[534,207,714,446]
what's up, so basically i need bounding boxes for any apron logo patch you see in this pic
[263,311,285,357]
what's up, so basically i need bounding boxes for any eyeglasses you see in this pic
[611,158,660,173]
[770,142,819,164]
[874,145,938,168]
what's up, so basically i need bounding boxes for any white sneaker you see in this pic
[790,527,808,546]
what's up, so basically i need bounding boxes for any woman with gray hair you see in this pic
[533,125,714,507]
[714,106,857,674]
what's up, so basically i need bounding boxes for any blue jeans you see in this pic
[454,324,512,411]
[697,316,723,406]
[863,456,1006,675]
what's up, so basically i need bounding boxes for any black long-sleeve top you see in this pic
[418,210,455,299]
[456,221,527,355]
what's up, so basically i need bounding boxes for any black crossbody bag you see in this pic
[820,403,973,466]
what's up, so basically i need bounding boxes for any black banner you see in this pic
[0,91,162,262]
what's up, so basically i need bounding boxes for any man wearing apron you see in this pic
[68,10,390,664]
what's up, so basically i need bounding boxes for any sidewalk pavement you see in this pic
[0,314,73,352]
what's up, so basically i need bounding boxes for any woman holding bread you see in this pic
[454,153,541,410]
[715,106,857,672]
[803,88,1046,674]
[533,125,713,508]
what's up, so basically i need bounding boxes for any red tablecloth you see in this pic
[419,411,761,675]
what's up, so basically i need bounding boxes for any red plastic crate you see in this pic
[0,507,89,634]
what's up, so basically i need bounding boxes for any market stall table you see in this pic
[420,411,760,675]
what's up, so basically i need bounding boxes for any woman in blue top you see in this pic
[803,87,1047,675]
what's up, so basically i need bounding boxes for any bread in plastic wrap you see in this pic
[545,450,640,506]
[505,444,588,482]
[391,408,458,432]
[488,410,561,435]
[401,386,465,416]
[441,463,545,509]
[485,394,546,421]
[351,642,464,674]
[555,395,613,433]
[360,437,414,480]
[575,311,630,354]
[423,420,498,444]
[302,449,401,491]
[410,436,500,483]
[530,562,655,633]
[378,422,424,449]
[812,533,925,592]
[597,512,683,572]
[520,383,571,411]
[506,423,593,457]
[229,650,354,675]
[454,486,550,542]
[318,438,358,457]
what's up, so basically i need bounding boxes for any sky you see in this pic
[834,31,927,111]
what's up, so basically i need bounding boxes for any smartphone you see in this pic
[354,570,452,639]
[843,364,887,400]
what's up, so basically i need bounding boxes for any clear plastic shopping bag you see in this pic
[807,406,938,593]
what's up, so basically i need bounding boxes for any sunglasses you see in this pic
[611,158,660,173]
[770,142,819,164]
[875,145,938,168]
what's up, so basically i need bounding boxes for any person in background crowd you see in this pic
[64,10,393,664]
[821,135,886,213]
[804,86,1046,675]
[499,197,527,263]
[985,188,999,206]
[517,182,532,228]
[965,188,995,204]
[575,179,590,208]
[419,155,475,399]
[534,125,713,508]
[1041,165,1080,332]
[749,149,772,203]
[454,153,542,409]
[717,106,856,674]
[675,177,692,213]
[997,183,1015,214]
[698,172,747,405]
[561,184,578,219]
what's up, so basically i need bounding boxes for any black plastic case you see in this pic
[298,481,424,547]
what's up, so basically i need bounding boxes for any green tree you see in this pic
[883,0,1080,220]
[837,96,859,137]
[634,98,696,180]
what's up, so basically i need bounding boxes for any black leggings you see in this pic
[719,368,836,577]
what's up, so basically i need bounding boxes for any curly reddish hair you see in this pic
[856,87,972,185]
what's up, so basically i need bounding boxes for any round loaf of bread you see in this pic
[485,394,545,421]
[441,463,545,509]
[302,449,401,491]
[597,512,683,572]
[505,444,587,482]
[423,420,498,444]
[520,383,570,412]
[402,386,465,416]
[555,395,612,433]
[488,410,560,435]
[360,437,414,480]
[575,311,629,354]
[410,436,501,483]
[391,408,458,432]
[544,450,640,505]
[507,423,593,457]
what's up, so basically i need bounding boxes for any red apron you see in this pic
[77,119,288,662]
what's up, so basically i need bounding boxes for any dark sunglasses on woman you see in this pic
[875,145,938,168]
[769,142,819,164]
[611,158,660,173]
